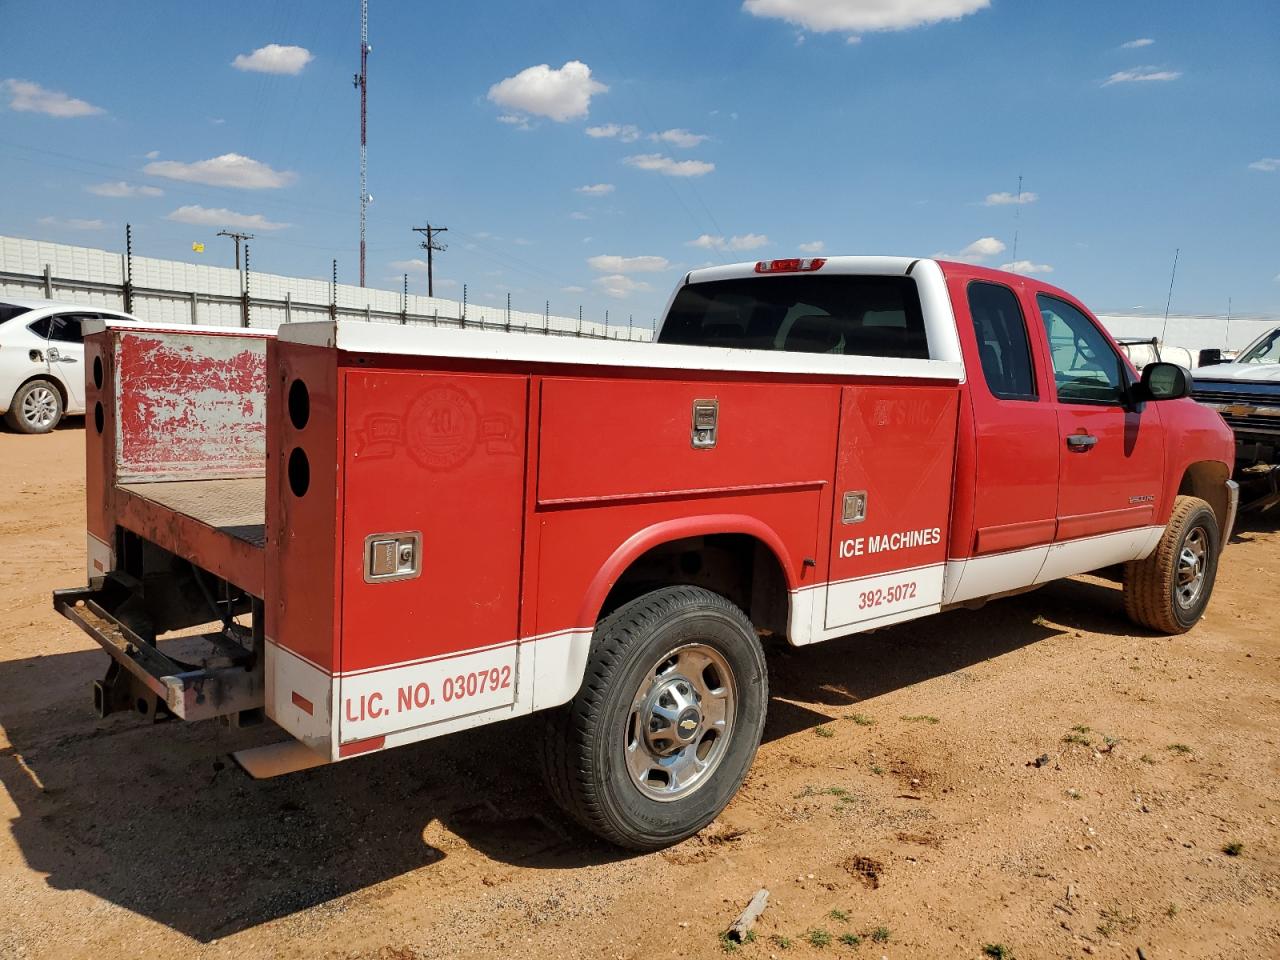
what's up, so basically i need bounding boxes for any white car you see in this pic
[0,298,137,433]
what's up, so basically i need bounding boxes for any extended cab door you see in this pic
[41,313,89,413]
[1031,292,1165,579]
[943,278,1060,604]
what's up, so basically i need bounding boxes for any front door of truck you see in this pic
[1033,293,1165,577]
[943,278,1061,604]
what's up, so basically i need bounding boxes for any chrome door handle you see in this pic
[1066,433,1098,452]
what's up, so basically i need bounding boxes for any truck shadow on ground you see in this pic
[0,576,1136,942]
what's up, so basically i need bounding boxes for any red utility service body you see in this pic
[74,257,1234,766]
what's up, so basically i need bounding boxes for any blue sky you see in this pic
[2,0,1278,326]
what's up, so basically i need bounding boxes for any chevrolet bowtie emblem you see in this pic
[679,718,698,731]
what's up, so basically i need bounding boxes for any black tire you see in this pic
[540,585,768,851]
[1123,495,1220,634]
[4,379,63,434]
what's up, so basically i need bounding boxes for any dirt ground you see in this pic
[1,426,1277,960]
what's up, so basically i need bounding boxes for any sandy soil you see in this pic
[1,426,1277,960]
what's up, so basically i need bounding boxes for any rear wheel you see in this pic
[1123,495,1220,634]
[4,379,63,434]
[541,585,768,851]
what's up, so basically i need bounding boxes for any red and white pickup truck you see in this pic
[54,256,1237,850]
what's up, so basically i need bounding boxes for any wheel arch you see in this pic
[1175,459,1232,533]
[575,514,798,640]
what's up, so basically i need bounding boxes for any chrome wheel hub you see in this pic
[625,643,735,802]
[22,387,58,428]
[1175,526,1208,609]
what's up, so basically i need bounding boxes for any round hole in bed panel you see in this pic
[288,447,310,498]
[93,355,103,390]
[288,378,310,430]
[94,402,104,434]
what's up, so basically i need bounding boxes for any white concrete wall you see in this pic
[1097,313,1275,358]
[0,234,650,340]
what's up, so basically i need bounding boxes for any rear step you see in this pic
[53,584,264,723]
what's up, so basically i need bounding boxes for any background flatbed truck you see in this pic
[54,256,1237,850]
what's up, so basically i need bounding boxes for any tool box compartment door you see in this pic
[337,370,528,743]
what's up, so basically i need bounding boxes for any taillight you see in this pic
[754,258,826,274]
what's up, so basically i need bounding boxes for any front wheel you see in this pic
[1123,495,1221,634]
[4,379,63,434]
[540,585,768,851]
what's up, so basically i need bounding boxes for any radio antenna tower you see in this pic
[353,0,370,286]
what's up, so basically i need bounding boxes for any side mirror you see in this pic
[1137,361,1191,402]
[1197,348,1222,367]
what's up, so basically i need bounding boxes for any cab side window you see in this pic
[966,282,1037,400]
[1037,295,1126,405]
[47,314,85,343]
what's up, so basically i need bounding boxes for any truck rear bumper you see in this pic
[53,585,264,722]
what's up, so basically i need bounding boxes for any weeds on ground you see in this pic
[1223,840,1244,856]
[806,928,832,948]
[1097,908,1139,938]
[871,765,885,775]
[797,785,849,799]
[1166,903,1180,918]
[815,725,834,739]
[983,945,1014,960]
[871,926,891,943]
[1063,732,1092,746]
[838,932,861,946]
[901,714,940,724]
[769,934,792,950]
[827,909,849,922]
[1166,743,1193,755]
[1071,724,1091,734]
[849,713,876,726]
[1140,754,1157,765]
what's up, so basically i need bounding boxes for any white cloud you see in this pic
[999,259,1054,275]
[1121,38,1155,48]
[496,114,531,130]
[595,274,651,299]
[144,153,296,189]
[576,183,615,196]
[936,236,1006,262]
[231,44,314,75]
[1103,66,1181,86]
[687,233,770,252]
[487,60,606,123]
[144,150,160,160]
[623,153,715,177]
[38,216,105,230]
[652,128,709,149]
[1248,158,1280,172]
[984,190,1038,206]
[743,0,990,38]
[86,181,164,198]
[2,78,104,117]
[798,240,825,253]
[165,205,288,231]
[588,254,671,273]
[569,211,591,220]
[586,122,642,142]
[390,258,430,272]
[562,285,587,294]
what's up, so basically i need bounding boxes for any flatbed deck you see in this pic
[113,478,267,596]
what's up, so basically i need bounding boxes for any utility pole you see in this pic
[217,230,254,272]
[353,0,370,286]
[411,224,448,297]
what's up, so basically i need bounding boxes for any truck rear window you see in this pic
[658,275,929,359]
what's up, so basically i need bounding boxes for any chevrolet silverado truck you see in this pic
[1193,325,1280,511]
[53,256,1237,850]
